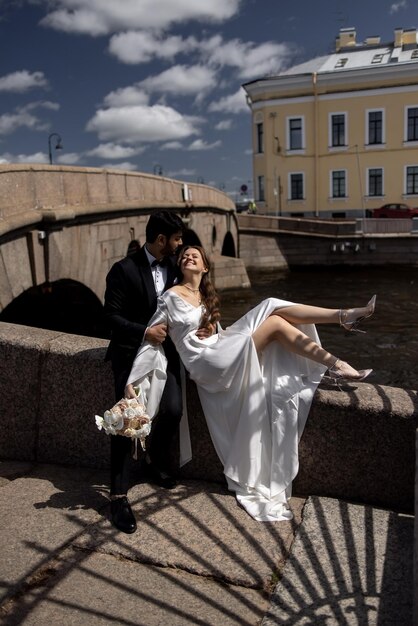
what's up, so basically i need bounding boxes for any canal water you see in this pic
[220,266,418,390]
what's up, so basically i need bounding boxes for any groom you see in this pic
[104,210,185,533]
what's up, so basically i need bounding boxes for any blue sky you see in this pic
[0,0,417,199]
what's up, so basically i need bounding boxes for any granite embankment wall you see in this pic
[1,321,417,515]
[2,321,418,611]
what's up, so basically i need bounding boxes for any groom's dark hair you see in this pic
[146,211,185,243]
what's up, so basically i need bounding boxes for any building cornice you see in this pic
[251,83,418,109]
[243,61,418,102]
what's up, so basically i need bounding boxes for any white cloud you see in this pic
[86,104,201,143]
[140,65,217,95]
[390,0,408,13]
[40,0,240,35]
[87,142,144,159]
[215,119,232,130]
[24,100,60,112]
[102,161,138,171]
[0,151,48,164]
[0,100,59,135]
[201,35,295,78]
[160,141,183,150]
[104,86,149,107]
[109,31,196,64]
[108,29,295,80]
[0,110,43,135]
[0,70,48,93]
[57,152,82,165]
[187,139,221,151]
[208,88,248,114]
[167,168,196,177]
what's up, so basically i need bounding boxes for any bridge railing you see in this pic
[237,214,418,237]
[0,164,235,237]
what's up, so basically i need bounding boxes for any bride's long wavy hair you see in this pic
[177,245,221,330]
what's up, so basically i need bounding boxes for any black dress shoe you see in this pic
[144,463,177,489]
[110,496,137,534]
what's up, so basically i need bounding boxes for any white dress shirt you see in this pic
[144,246,167,296]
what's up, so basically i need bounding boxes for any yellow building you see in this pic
[243,27,418,217]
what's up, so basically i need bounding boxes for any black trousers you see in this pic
[110,357,182,495]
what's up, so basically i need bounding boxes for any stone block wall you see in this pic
[415,430,418,625]
[0,322,417,515]
[210,254,251,289]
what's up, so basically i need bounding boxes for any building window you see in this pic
[331,170,347,198]
[335,57,348,68]
[367,110,383,145]
[371,54,384,64]
[406,166,418,194]
[411,49,418,59]
[257,175,265,201]
[330,113,346,147]
[287,117,303,150]
[256,122,264,153]
[368,168,383,196]
[407,107,418,142]
[289,173,304,200]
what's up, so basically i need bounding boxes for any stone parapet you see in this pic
[415,429,418,625]
[210,254,251,289]
[0,164,235,236]
[0,322,417,515]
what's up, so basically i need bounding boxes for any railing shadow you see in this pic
[262,497,414,625]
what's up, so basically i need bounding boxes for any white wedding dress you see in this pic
[127,291,326,522]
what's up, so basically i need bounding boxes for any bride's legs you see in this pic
[252,315,337,367]
[252,315,369,379]
[274,304,340,325]
[276,295,376,328]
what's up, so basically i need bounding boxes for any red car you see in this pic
[372,203,418,218]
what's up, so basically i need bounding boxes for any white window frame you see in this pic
[286,115,305,152]
[288,171,305,201]
[365,108,385,146]
[328,112,348,150]
[330,169,348,199]
[404,164,418,196]
[404,105,418,144]
[366,167,384,197]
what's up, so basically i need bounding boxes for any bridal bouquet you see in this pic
[95,389,151,452]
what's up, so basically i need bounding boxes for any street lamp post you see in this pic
[48,133,63,165]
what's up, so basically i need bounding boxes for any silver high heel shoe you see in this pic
[328,359,372,384]
[339,295,376,334]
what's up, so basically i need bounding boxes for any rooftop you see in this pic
[280,27,418,77]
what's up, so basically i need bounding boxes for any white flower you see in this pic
[135,403,146,416]
[103,409,123,430]
[95,393,152,445]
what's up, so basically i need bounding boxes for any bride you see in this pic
[125,245,375,522]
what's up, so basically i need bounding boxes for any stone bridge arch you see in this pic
[0,278,107,338]
[0,165,249,323]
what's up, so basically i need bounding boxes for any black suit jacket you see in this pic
[104,246,178,373]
